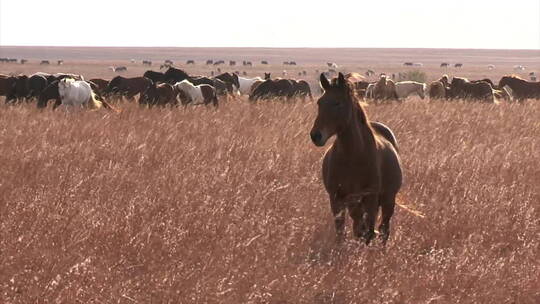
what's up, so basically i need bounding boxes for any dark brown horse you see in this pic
[26,74,49,101]
[0,76,17,103]
[310,72,402,245]
[471,78,495,89]
[139,82,176,107]
[215,72,240,93]
[498,75,540,101]
[88,78,110,96]
[290,80,313,101]
[104,76,152,101]
[248,78,294,101]
[13,75,29,102]
[143,70,166,83]
[449,77,496,103]
[189,76,228,98]
[250,80,264,95]
[37,80,61,109]
[163,67,190,84]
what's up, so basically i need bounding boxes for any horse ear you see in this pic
[337,72,346,88]
[320,73,330,91]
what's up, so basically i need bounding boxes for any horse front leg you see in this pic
[362,195,379,245]
[52,99,62,110]
[349,200,366,240]
[126,93,136,103]
[378,193,396,245]
[5,95,15,105]
[330,195,346,244]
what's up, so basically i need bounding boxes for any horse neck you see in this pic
[50,85,60,98]
[335,100,376,155]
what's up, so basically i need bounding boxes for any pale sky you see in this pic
[0,0,539,49]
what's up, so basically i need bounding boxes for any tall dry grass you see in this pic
[0,98,538,303]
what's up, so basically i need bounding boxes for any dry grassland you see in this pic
[0,96,538,303]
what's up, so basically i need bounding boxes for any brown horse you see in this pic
[0,76,17,103]
[290,80,313,101]
[215,72,240,93]
[104,76,152,101]
[449,77,496,103]
[37,80,61,109]
[438,75,450,88]
[471,78,496,89]
[428,81,446,100]
[310,73,402,245]
[88,78,110,96]
[248,78,294,101]
[498,75,540,102]
[139,82,176,107]
[373,75,398,101]
[250,80,264,95]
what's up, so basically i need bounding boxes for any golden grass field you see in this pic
[0,47,539,303]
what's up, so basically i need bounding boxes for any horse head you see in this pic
[498,76,512,89]
[310,73,354,147]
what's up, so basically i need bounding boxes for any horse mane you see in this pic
[179,79,194,86]
[340,78,372,127]
[345,81,380,148]
[345,72,365,80]
[61,77,75,83]
[504,75,526,81]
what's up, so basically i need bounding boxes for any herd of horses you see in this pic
[0,65,539,112]
[353,73,540,103]
[0,67,315,109]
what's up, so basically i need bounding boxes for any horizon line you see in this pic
[1,45,539,51]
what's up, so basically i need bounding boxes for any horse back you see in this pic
[370,121,399,152]
[372,124,403,195]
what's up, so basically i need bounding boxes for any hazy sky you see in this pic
[1,0,539,49]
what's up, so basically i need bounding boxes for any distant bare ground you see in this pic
[0,47,539,303]
[1,46,539,82]
[0,99,538,303]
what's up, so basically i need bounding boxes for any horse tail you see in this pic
[89,91,103,109]
[93,91,120,112]
[100,97,121,113]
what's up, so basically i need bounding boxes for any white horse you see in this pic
[58,78,103,109]
[395,81,426,99]
[365,83,375,99]
[237,76,264,95]
[174,79,218,107]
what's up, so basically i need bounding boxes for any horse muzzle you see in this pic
[310,130,326,147]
